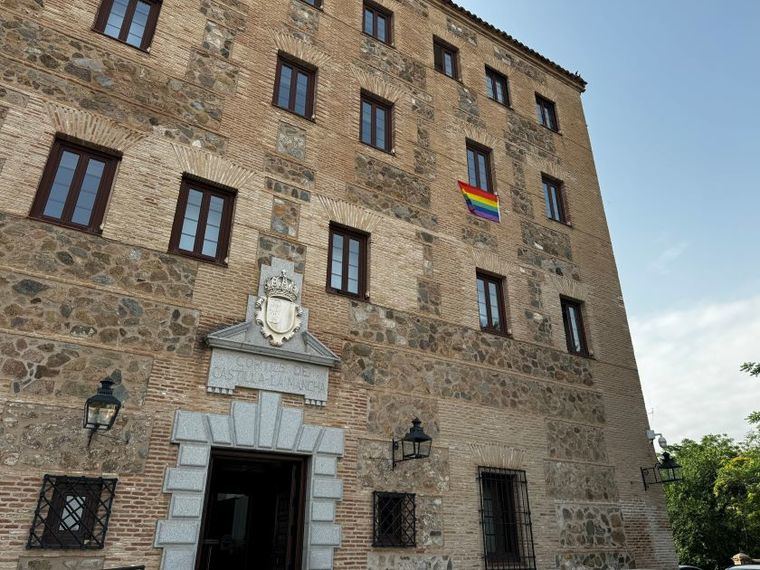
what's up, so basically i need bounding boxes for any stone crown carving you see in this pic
[265,270,300,302]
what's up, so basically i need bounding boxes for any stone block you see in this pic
[257,391,280,448]
[276,122,307,161]
[317,427,344,455]
[311,499,336,522]
[257,234,307,274]
[164,468,206,493]
[265,152,314,189]
[313,455,337,476]
[545,461,619,502]
[170,494,204,518]
[558,505,627,549]
[357,440,450,494]
[547,420,608,462]
[185,50,239,94]
[309,547,334,570]
[17,557,104,570]
[355,154,430,207]
[312,477,343,500]
[162,547,197,570]
[296,424,322,453]
[345,184,437,231]
[266,177,311,202]
[207,414,232,445]
[271,196,300,238]
[155,519,200,545]
[310,522,340,547]
[178,444,211,467]
[367,393,439,438]
[173,411,209,443]
[232,401,257,446]
[359,37,426,88]
[556,552,635,569]
[521,219,573,260]
[201,20,236,59]
[275,406,303,450]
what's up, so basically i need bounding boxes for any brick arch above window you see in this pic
[45,102,146,153]
[317,196,383,234]
[171,144,254,191]
[272,31,332,69]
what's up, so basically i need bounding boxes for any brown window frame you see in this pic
[476,270,508,335]
[93,0,162,52]
[363,0,393,45]
[433,37,459,79]
[168,176,236,265]
[326,223,369,299]
[485,66,510,106]
[561,297,589,356]
[536,94,559,131]
[360,91,393,153]
[273,54,317,120]
[466,140,494,194]
[299,0,322,7]
[542,174,569,224]
[30,138,119,234]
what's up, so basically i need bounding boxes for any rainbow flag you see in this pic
[459,181,500,222]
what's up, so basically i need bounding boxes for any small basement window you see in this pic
[373,491,416,547]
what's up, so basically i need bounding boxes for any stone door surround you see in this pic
[154,391,344,569]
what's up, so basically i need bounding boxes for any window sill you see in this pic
[272,103,316,124]
[325,286,369,302]
[29,215,102,236]
[547,216,573,229]
[362,32,394,49]
[91,28,151,54]
[538,123,562,136]
[434,69,463,83]
[480,327,512,338]
[168,248,228,267]
[568,349,594,360]
[486,96,512,110]
[360,140,395,156]
[297,0,323,10]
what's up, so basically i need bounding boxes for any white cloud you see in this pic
[648,241,689,275]
[630,295,760,443]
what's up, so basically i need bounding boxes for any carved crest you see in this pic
[255,270,303,346]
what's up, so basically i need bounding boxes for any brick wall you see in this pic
[0,0,677,568]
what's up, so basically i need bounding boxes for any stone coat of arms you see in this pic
[255,270,303,346]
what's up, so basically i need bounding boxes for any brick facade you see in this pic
[0,0,678,568]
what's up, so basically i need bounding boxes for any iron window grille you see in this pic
[28,475,117,550]
[477,468,536,570]
[373,492,416,547]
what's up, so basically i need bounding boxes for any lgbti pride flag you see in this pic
[458,181,500,222]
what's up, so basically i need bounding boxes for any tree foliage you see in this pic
[664,365,760,568]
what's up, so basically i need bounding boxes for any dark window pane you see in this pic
[328,226,367,297]
[375,106,387,150]
[179,189,203,252]
[561,298,588,355]
[277,64,292,108]
[361,101,373,145]
[43,150,80,219]
[70,159,105,226]
[467,149,477,187]
[477,278,488,328]
[363,8,373,34]
[295,71,309,116]
[377,14,387,41]
[201,195,224,257]
[126,0,151,46]
[444,52,454,76]
[104,0,129,38]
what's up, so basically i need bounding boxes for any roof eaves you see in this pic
[438,0,588,91]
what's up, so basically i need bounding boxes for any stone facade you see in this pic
[0,0,676,569]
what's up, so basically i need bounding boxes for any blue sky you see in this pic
[456,1,760,442]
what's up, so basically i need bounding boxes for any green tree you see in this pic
[741,362,760,377]
[664,435,744,569]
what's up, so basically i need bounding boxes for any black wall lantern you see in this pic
[83,378,122,447]
[391,418,433,469]
[641,451,683,490]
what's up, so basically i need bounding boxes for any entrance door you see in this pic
[196,450,307,570]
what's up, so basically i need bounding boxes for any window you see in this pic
[466,141,494,193]
[561,297,589,356]
[169,177,235,264]
[535,94,558,131]
[94,0,161,50]
[543,175,567,223]
[327,224,368,298]
[485,67,509,106]
[274,56,316,119]
[363,1,392,44]
[28,475,117,549]
[360,92,393,152]
[30,139,119,234]
[373,492,415,547]
[433,37,459,79]
[300,0,322,6]
[477,468,536,570]
[477,271,506,334]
